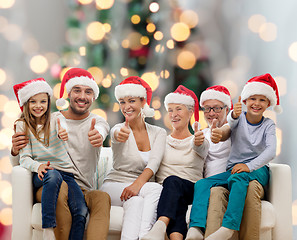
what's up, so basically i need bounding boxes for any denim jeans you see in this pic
[33,169,88,240]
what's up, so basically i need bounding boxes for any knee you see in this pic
[210,186,229,202]
[245,180,264,204]
[163,175,181,188]
[85,190,111,210]
[43,170,62,185]
[228,172,248,184]
[123,196,144,210]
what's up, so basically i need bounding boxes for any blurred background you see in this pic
[0,0,296,239]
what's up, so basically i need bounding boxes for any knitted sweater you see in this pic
[156,135,209,184]
[104,122,167,183]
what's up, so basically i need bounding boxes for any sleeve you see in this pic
[110,123,124,144]
[94,116,110,141]
[16,121,41,173]
[245,121,277,171]
[9,154,20,167]
[145,127,167,174]
[227,110,240,130]
[192,137,210,159]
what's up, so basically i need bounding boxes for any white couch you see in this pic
[12,147,293,240]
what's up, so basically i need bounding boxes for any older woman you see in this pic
[141,85,209,240]
[100,76,167,240]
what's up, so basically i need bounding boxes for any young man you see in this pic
[11,68,111,240]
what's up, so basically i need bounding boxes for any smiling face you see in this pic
[28,93,49,123]
[202,99,228,128]
[68,85,95,117]
[119,96,146,122]
[244,94,270,120]
[167,103,193,131]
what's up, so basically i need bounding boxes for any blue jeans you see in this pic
[189,166,269,231]
[33,169,88,240]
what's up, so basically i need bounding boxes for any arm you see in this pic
[245,123,276,171]
[192,137,210,159]
[120,168,154,201]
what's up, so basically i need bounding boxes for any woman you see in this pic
[141,85,209,240]
[100,76,167,240]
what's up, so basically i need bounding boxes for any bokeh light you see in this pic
[141,72,159,91]
[160,70,170,79]
[78,0,93,5]
[146,23,156,33]
[248,14,266,33]
[149,2,159,13]
[288,42,297,62]
[103,23,111,33]
[120,67,129,77]
[0,157,12,174]
[79,46,86,56]
[112,103,120,112]
[166,40,175,49]
[96,0,114,10]
[0,95,9,112]
[91,109,107,120]
[30,55,49,74]
[53,83,68,100]
[3,24,22,42]
[152,97,161,109]
[180,10,199,28]
[140,36,150,45]
[131,15,141,24]
[170,22,190,42]
[154,110,161,120]
[259,22,277,42]
[177,51,196,70]
[0,0,15,8]
[0,208,12,226]
[86,21,105,43]
[0,68,6,85]
[3,101,20,119]
[274,76,287,96]
[88,66,104,85]
[154,31,163,41]
[102,76,112,88]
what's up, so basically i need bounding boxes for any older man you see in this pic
[11,68,111,240]
[187,85,264,240]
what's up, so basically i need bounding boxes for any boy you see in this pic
[186,73,282,240]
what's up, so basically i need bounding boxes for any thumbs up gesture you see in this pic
[116,118,131,143]
[193,122,204,146]
[210,119,223,144]
[232,96,242,119]
[57,118,68,141]
[88,118,103,147]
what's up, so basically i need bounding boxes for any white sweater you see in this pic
[104,122,167,183]
[156,135,209,184]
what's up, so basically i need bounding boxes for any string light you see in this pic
[170,22,190,42]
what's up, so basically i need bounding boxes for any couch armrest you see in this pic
[268,163,292,240]
[12,166,33,240]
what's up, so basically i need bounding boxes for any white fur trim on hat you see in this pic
[200,89,231,109]
[164,92,195,110]
[241,82,277,107]
[115,84,147,101]
[142,103,155,118]
[65,76,99,99]
[18,81,53,107]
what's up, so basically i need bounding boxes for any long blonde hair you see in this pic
[15,94,51,147]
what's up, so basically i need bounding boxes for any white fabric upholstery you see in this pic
[12,147,293,240]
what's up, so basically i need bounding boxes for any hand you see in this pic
[210,119,222,144]
[88,118,103,148]
[37,161,53,180]
[231,163,250,174]
[193,122,204,146]
[120,182,141,201]
[57,118,68,141]
[11,124,29,156]
[232,96,242,119]
[116,118,131,143]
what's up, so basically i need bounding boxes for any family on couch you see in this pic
[10,68,281,240]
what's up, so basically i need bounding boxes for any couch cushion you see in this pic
[109,206,124,233]
[261,200,276,229]
[31,203,42,230]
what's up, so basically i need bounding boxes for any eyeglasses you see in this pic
[201,106,227,113]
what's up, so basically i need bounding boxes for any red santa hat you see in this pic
[114,76,155,118]
[56,68,99,107]
[200,85,233,110]
[241,73,282,113]
[164,85,199,123]
[13,78,53,111]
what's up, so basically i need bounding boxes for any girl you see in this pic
[141,85,209,240]
[100,76,167,240]
[13,78,88,240]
